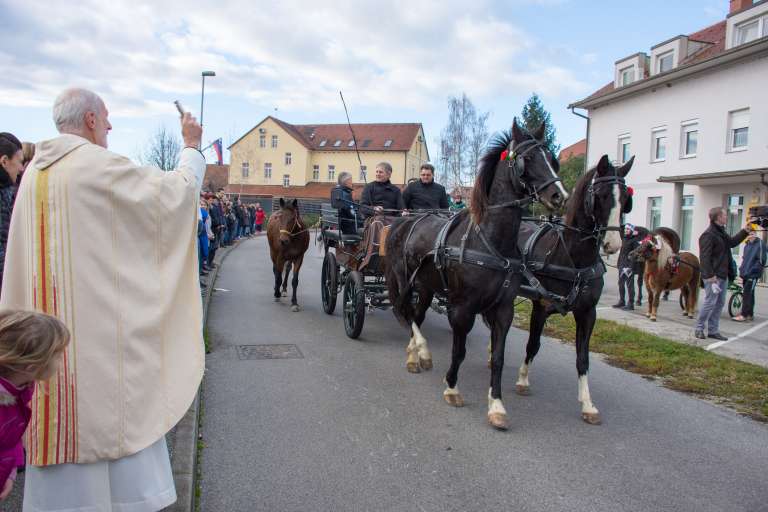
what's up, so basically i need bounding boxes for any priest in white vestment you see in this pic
[0,88,206,512]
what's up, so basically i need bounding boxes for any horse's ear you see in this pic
[596,155,610,175]
[618,156,634,177]
[279,198,286,208]
[532,122,546,141]
[292,199,298,208]
[511,117,525,143]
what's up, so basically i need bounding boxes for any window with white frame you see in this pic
[726,194,745,256]
[618,134,631,163]
[648,197,662,230]
[657,51,673,73]
[241,161,249,178]
[347,140,355,147]
[319,139,327,147]
[312,165,319,180]
[259,134,266,148]
[681,195,694,251]
[333,140,342,147]
[359,165,367,181]
[734,16,766,46]
[681,121,698,158]
[328,165,335,181]
[728,109,750,151]
[651,127,667,161]
[283,174,290,187]
[264,162,272,180]
[285,152,292,165]
[620,66,635,86]
[271,135,278,148]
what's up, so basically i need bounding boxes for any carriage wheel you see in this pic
[343,271,365,339]
[728,291,743,318]
[321,252,338,315]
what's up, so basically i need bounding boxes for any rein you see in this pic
[279,215,308,238]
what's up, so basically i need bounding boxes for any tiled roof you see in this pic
[203,164,229,192]
[578,20,727,104]
[559,139,587,161]
[232,116,423,153]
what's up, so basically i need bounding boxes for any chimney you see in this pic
[730,0,753,14]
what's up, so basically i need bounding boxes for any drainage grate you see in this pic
[236,344,304,360]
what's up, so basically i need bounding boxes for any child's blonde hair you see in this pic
[0,310,70,379]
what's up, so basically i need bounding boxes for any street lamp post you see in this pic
[200,70,216,128]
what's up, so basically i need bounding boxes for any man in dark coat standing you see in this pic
[733,232,766,322]
[613,224,648,310]
[360,162,404,219]
[402,163,449,211]
[695,206,751,341]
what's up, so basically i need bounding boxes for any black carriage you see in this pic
[319,203,393,338]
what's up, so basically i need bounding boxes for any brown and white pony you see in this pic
[630,233,699,320]
[267,198,310,312]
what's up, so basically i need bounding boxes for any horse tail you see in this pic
[384,220,415,328]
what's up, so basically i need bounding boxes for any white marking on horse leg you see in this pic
[406,335,420,367]
[487,388,508,416]
[578,375,599,415]
[516,362,530,388]
[411,322,431,362]
[603,185,623,253]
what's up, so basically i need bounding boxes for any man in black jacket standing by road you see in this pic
[613,224,648,310]
[402,163,449,211]
[695,206,751,341]
[360,162,405,219]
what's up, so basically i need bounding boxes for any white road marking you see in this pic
[705,318,768,351]
[214,288,231,292]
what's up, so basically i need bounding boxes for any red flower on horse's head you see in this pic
[500,150,509,162]
[627,186,634,196]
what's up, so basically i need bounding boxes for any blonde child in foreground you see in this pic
[0,310,70,500]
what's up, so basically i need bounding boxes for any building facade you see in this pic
[228,116,430,190]
[571,0,768,263]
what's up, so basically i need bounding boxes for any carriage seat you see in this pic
[323,229,362,244]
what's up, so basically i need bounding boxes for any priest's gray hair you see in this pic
[53,88,104,133]
[337,171,352,185]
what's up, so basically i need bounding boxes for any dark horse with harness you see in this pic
[267,198,310,312]
[512,155,634,425]
[385,120,567,430]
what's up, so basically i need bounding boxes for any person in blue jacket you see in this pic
[733,232,767,322]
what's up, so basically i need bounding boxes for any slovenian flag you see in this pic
[212,138,223,165]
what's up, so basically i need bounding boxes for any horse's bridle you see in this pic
[585,172,628,238]
[279,214,307,238]
[487,139,563,212]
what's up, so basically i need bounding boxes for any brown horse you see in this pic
[267,198,310,312]
[630,233,700,320]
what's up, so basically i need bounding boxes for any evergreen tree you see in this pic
[520,93,559,156]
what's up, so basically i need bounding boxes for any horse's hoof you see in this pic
[650,316,657,322]
[443,393,464,407]
[282,291,288,297]
[645,313,651,318]
[488,412,510,430]
[581,412,602,425]
[291,305,300,312]
[515,384,530,396]
[419,358,433,370]
[406,362,421,374]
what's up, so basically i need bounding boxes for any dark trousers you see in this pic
[742,277,758,317]
[618,270,635,305]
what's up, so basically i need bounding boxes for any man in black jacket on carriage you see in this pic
[613,223,649,310]
[402,163,449,211]
[360,162,405,219]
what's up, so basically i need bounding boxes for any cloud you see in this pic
[0,0,589,118]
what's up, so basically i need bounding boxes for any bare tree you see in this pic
[140,125,181,171]
[438,93,490,189]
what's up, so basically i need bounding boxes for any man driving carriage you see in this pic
[360,162,405,218]
[402,163,449,211]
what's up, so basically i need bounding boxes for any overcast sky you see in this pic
[1,0,728,164]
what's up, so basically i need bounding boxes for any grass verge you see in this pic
[512,300,768,422]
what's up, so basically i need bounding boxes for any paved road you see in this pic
[200,237,768,512]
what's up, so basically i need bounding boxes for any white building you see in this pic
[570,0,768,264]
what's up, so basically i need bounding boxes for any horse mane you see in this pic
[655,235,674,268]
[470,130,514,224]
[563,167,597,227]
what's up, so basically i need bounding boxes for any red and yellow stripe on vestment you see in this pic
[25,169,78,466]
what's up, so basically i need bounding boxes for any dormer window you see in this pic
[620,66,635,86]
[734,16,766,46]
[347,140,355,147]
[319,139,327,147]
[384,139,393,147]
[333,140,342,147]
[657,51,674,73]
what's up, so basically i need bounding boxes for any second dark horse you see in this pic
[385,120,567,430]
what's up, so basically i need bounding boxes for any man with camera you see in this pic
[695,207,752,341]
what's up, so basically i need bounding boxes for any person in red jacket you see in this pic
[255,202,266,233]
